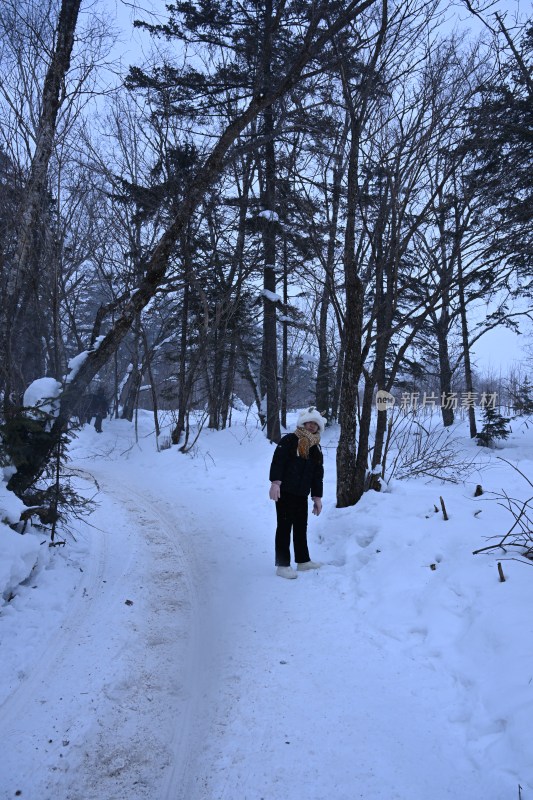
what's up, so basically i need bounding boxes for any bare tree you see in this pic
[5,0,382,498]
[0,0,115,407]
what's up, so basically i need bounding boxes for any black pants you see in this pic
[275,492,310,567]
[87,414,104,432]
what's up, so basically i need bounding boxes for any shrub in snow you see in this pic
[383,410,479,483]
[510,376,533,416]
[476,406,510,448]
[0,377,93,538]
[0,378,63,495]
[0,412,58,492]
[473,461,533,563]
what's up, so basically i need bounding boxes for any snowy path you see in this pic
[0,467,205,800]
[2,418,532,799]
[176,487,499,800]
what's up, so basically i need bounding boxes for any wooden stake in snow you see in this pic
[497,562,506,583]
[440,496,449,521]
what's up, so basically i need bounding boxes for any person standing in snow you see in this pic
[269,407,325,579]
[84,390,109,433]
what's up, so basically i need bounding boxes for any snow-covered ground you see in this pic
[1,409,533,800]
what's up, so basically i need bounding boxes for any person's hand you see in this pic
[269,482,281,501]
[312,497,322,516]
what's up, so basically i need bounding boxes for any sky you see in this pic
[471,324,530,371]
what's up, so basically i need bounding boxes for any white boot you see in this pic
[297,560,322,571]
[276,566,298,580]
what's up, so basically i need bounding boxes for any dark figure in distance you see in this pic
[84,391,108,433]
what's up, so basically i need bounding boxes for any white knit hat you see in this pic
[297,406,326,433]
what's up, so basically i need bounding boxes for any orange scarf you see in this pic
[295,426,321,459]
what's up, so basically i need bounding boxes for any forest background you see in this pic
[0,0,531,523]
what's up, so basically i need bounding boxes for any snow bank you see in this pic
[0,483,46,601]
[1,409,532,798]
[0,480,25,525]
[23,377,62,417]
[0,523,45,602]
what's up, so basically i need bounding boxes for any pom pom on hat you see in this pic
[297,406,326,433]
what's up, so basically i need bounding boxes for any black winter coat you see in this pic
[269,433,324,498]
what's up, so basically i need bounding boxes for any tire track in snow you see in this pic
[91,469,208,800]
[0,467,206,800]
[71,466,207,800]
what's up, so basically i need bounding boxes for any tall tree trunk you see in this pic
[281,238,288,429]
[336,135,364,507]
[1,0,82,409]
[371,182,396,471]
[142,329,160,438]
[50,230,63,381]
[316,129,346,418]
[456,205,477,437]
[260,216,280,441]
[331,338,345,422]
[354,378,375,495]
[372,337,388,473]
[121,315,142,421]
[172,282,190,443]
[259,0,280,443]
[437,316,455,427]
[336,0,388,506]
[208,325,222,430]
[237,334,262,414]
[435,199,455,427]
[315,280,331,419]
[220,333,237,429]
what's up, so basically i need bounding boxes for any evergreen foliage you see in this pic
[476,405,511,447]
[510,376,533,415]
[464,23,533,278]
[0,404,93,537]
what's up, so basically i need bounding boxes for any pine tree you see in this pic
[511,376,533,416]
[476,406,510,447]
[464,23,532,277]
